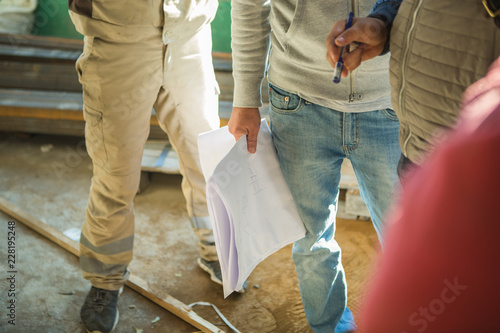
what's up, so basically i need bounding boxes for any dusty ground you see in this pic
[0,132,380,333]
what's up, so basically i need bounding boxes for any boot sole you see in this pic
[84,310,119,333]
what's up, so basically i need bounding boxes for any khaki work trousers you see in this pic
[76,24,220,290]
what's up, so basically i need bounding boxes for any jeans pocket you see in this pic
[380,108,399,121]
[269,84,304,114]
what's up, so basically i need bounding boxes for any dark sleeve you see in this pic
[369,0,402,24]
[367,0,402,55]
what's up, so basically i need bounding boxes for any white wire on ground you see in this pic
[188,301,242,333]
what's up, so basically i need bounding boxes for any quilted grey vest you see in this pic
[389,0,500,163]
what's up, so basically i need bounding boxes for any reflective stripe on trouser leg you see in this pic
[80,164,141,290]
[77,29,163,290]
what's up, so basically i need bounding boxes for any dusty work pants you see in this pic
[76,24,220,290]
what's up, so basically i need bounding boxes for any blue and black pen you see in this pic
[333,11,354,84]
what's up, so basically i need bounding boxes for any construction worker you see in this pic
[68,0,226,331]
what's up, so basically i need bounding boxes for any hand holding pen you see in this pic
[326,14,390,78]
[332,12,353,83]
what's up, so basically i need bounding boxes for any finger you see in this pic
[228,121,248,143]
[326,34,342,64]
[326,19,353,61]
[326,47,337,68]
[335,25,362,47]
[247,133,258,154]
[246,121,261,154]
[228,107,261,153]
[228,120,243,140]
[342,65,350,78]
[327,19,349,44]
[230,130,244,142]
[360,44,385,61]
[343,46,363,72]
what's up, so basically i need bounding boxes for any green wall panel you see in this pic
[33,0,82,39]
[211,0,231,53]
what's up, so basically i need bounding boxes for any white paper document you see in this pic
[198,119,306,297]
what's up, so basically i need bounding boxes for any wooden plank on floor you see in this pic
[0,196,225,333]
[0,196,80,256]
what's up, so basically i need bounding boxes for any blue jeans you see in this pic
[268,84,401,333]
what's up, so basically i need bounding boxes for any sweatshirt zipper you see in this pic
[348,0,362,103]
[399,0,424,155]
[348,0,357,102]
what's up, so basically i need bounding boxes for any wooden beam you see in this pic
[0,33,84,51]
[0,106,84,121]
[0,196,225,333]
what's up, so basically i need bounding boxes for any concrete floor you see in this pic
[0,132,380,333]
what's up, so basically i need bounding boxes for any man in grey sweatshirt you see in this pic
[228,0,401,332]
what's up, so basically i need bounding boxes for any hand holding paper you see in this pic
[198,120,306,297]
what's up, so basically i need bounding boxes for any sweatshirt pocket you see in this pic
[284,0,304,39]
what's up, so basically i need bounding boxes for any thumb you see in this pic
[335,27,360,47]
[247,132,258,154]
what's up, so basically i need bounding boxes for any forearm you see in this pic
[231,0,271,108]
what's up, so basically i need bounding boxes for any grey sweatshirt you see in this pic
[231,0,393,112]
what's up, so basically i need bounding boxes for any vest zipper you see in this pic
[399,0,424,156]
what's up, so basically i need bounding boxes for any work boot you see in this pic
[80,286,121,333]
[197,258,246,293]
[197,257,223,285]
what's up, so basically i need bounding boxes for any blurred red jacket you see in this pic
[359,57,500,333]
